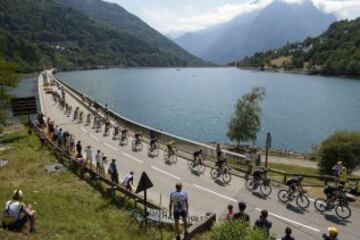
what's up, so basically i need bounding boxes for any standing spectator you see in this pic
[169,182,189,240]
[122,171,134,191]
[245,149,251,165]
[323,227,339,240]
[57,128,63,147]
[85,145,93,167]
[254,209,272,237]
[100,155,108,176]
[76,141,82,156]
[95,150,102,174]
[53,125,59,142]
[225,204,235,220]
[282,227,295,240]
[48,121,54,138]
[69,135,75,154]
[46,117,51,129]
[339,167,348,185]
[2,190,36,234]
[233,202,250,223]
[255,151,262,166]
[108,159,118,183]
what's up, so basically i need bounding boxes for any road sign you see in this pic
[11,97,37,116]
[135,171,153,194]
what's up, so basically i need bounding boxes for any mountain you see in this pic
[237,18,360,76]
[0,0,204,72]
[57,0,204,67]
[175,0,335,64]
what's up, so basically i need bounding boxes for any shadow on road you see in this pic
[286,203,306,215]
[324,214,351,226]
[214,179,227,187]
[251,191,267,200]
[190,169,202,177]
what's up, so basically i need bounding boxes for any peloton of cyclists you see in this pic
[193,149,203,165]
[134,132,142,146]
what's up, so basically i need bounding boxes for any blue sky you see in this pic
[106,0,360,35]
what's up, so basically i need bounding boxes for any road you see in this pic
[39,72,360,240]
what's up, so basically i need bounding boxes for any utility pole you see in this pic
[265,132,272,169]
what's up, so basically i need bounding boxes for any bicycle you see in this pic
[187,158,206,173]
[210,164,232,183]
[278,185,310,209]
[119,134,128,146]
[245,173,272,197]
[314,191,352,219]
[147,143,159,157]
[132,139,143,152]
[163,149,177,163]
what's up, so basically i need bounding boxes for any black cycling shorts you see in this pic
[173,210,187,220]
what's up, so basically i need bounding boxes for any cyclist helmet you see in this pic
[337,161,342,165]
[327,227,338,237]
[13,189,23,200]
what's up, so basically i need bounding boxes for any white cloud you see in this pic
[313,0,360,20]
[142,0,272,34]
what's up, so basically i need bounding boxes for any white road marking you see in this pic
[104,143,119,152]
[151,165,180,180]
[255,208,320,232]
[90,134,100,141]
[122,152,144,163]
[193,184,237,202]
[80,127,88,133]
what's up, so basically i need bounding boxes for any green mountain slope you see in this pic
[237,18,360,76]
[0,0,204,72]
[58,0,203,65]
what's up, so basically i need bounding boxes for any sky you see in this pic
[106,0,360,36]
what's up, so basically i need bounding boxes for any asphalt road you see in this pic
[39,72,360,240]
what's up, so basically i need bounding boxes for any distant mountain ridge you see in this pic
[175,0,336,64]
[0,0,204,72]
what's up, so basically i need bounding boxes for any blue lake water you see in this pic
[57,68,360,153]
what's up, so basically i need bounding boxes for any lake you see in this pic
[57,68,360,153]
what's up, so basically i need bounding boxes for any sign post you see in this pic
[265,132,272,169]
[11,97,37,125]
[135,171,154,228]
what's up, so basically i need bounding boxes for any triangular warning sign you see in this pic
[135,171,153,193]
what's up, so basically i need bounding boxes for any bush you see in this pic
[209,220,270,240]
[317,131,360,174]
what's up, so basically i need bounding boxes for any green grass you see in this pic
[0,128,172,240]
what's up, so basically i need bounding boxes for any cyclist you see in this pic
[253,167,267,181]
[167,141,176,157]
[216,144,222,160]
[113,125,120,138]
[193,149,203,165]
[79,111,84,122]
[286,176,305,195]
[149,137,158,153]
[86,113,91,125]
[121,128,128,141]
[323,184,343,206]
[134,132,142,146]
[104,120,111,135]
[215,156,227,174]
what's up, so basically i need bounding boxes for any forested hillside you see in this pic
[0,0,204,73]
[237,18,360,76]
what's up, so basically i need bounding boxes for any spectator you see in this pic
[233,201,250,223]
[169,182,189,240]
[282,226,295,240]
[323,227,339,240]
[100,155,108,176]
[57,128,64,147]
[122,171,134,191]
[69,135,75,154]
[216,143,222,160]
[254,209,272,237]
[339,167,348,185]
[2,190,36,234]
[245,149,251,165]
[95,150,102,175]
[53,125,59,142]
[332,161,343,178]
[225,204,235,220]
[108,159,118,183]
[85,145,93,167]
[76,141,82,156]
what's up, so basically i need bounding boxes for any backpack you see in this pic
[2,201,22,226]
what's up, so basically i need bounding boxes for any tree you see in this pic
[227,87,266,147]
[317,131,360,174]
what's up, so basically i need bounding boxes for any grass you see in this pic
[0,128,173,240]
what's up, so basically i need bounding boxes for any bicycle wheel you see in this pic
[278,189,290,203]
[314,198,327,212]
[222,172,232,183]
[260,183,272,196]
[245,179,257,191]
[296,195,310,209]
[152,148,159,157]
[197,164,206,173]
[187,160,194,169]
[210,168,218,178]
[335,205,351,219]
[163,150,169,161]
